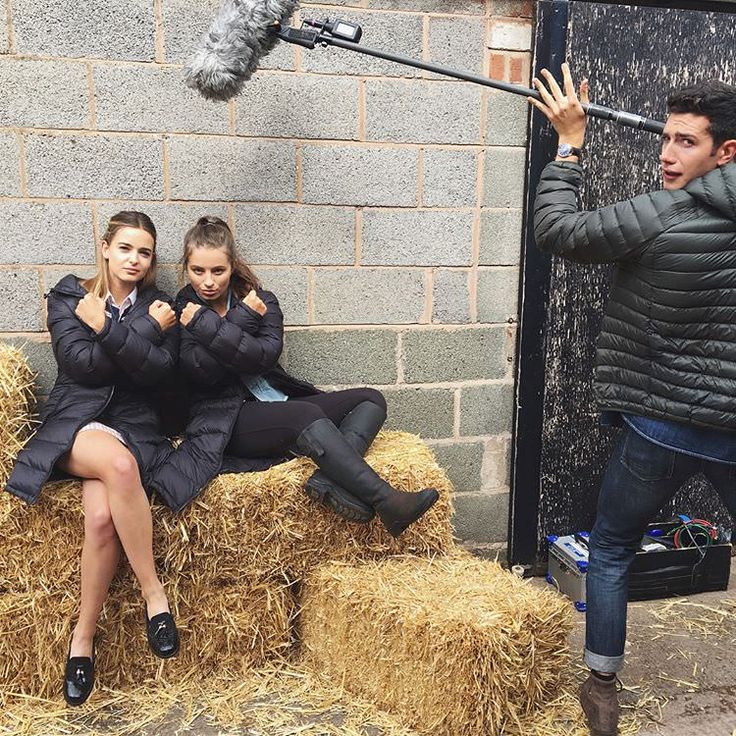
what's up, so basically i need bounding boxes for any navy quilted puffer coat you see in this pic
[148,284,318,512]
[5,274,179,504]
[534,161,736,431]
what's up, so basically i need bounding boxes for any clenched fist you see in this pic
[149,300,177,331]
[76,293,107,333]
[243,289,267,316]
[180,302,202,327]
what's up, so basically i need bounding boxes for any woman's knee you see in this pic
[85,504,117,544]
[295,402,328,431]
[104,451,141,488]
[361,388,387,413]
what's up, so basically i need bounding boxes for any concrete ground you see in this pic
[560,558,736,735]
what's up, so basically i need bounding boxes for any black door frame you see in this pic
[508,0,736,567]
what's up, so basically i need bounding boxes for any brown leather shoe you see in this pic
[580,673,619,736]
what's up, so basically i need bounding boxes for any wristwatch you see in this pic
[557,143,582,158]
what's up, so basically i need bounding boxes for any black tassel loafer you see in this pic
[145,610,180,659]
[63,641,95,706]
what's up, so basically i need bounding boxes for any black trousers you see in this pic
[227,387,386,459]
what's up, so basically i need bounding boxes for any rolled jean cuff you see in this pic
[584,648,624,674]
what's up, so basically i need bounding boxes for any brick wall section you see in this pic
[0,0,533,552]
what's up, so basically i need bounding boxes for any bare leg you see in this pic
[69,479,121,658]
[59,431,169,620]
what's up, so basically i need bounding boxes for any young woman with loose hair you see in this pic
[5,211,180,706]
[150,216,438,536]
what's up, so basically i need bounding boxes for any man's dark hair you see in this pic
[668,80,736,147]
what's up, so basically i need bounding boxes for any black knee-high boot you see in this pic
[296,418,439,538]
[304,401,386,523]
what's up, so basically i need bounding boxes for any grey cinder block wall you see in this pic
[0,0,533,554]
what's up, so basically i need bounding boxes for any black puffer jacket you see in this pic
[149,285,318,512]
[534,160,736,430]
[5,275,179,504]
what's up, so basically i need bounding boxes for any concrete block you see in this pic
[152,265,181,299]
[428,441,484,493]
[0,270,43,331]
[452,492,509,543]
[235,74,359,140]
[0,9,8,53]
[460,382,514,436]
[482,147,526,208]
[493,0,534,17]
[96,202,230,264]
[428,16,485,75]
[12,0,156,60]
[476,267,519,323]
[5,338,56,397]
[234,204,355,265]
[365,79,481,144]
[432,269,471,324]
[403,327,507,383]
[361,210,473,267]
[256,268,309,326]
[0,133,21,196]
[168,136,296,202]
[481,435,512,489]
[0,203,94,265]
[42,267,97,297]
[282,328,397,385]
[489,18,532,51]
[422,148,477,208]
[383,386,455,438]
[300,10,423,78]
[0,59,89,129]
[25,134,164,200]
[479,208,524,265]
[485,91,529,146]
[368,0,484,12]
[313,269,425,324]
[94,65,229,134]
[161,0,295,69]
[302,145,418,207]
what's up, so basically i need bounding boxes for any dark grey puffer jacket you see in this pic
[534,160,736,431]
[5,274,179,504]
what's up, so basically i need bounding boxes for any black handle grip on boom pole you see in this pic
[275,20,665,136]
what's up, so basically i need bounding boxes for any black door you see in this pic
[510,0,736,568]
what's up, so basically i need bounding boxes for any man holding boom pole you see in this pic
[530,65,736,735]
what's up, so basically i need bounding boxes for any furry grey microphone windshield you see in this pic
[185,0,300,101]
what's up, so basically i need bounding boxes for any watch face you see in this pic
[558,143,573,157]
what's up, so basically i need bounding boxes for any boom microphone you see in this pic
[184,0,299,102]
[185,6,665,136]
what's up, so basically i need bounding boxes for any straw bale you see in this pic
[165,431,455,583]
[0,343,35,487]
[299,553,574,736]
[0,577,295,699]
[0,432,453,593]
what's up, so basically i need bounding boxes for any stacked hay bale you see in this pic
[0,345,455,698]
[0,343,35,489]
[0,343,573,736]
[299,554,573,736]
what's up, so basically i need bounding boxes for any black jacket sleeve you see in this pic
[182,290,284,377]
[96,311,179,387]
[47,291,120,387]
[533,161,679,263]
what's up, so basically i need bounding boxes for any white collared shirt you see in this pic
[105,287,138,319]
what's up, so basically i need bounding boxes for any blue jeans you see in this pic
[585,426,736,673]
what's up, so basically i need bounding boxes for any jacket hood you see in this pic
[685,161,736,220]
